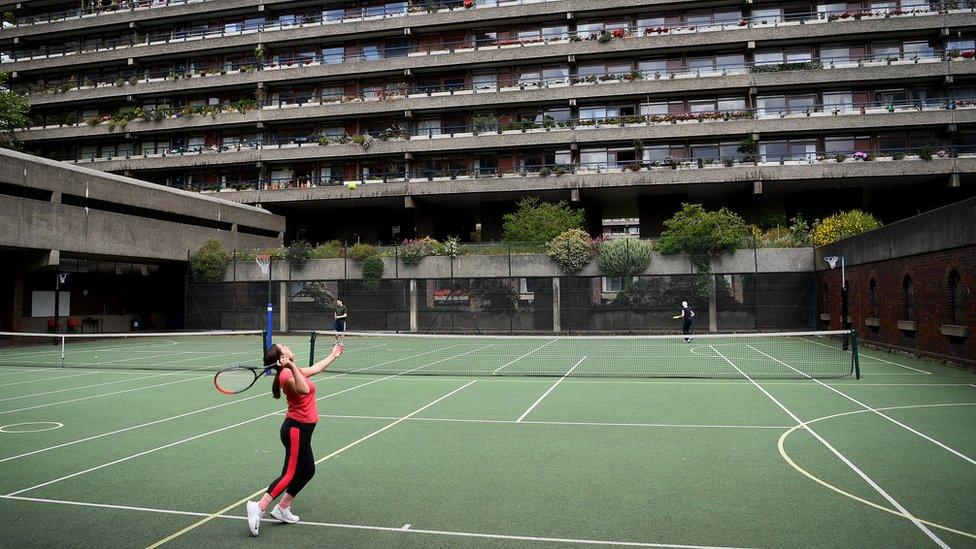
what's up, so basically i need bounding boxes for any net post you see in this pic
[851,329,861,379]
[262,330,268,354]
[308,331,317,367]
[60,335,65,367]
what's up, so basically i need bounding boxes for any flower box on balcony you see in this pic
[499,42,521,49]
[407,51,426,57]
[434,294,468,302]
[429,49,450,55]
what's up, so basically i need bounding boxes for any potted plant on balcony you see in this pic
[597,30,613,43]
[2,12,13,27]
[463,0,474,7]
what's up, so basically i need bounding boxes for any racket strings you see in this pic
[215,367,258,394]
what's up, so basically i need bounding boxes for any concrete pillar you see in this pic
[279,281,288,332]
[409,279,418,332]
[708,275,717,333]
[552,277,561,333]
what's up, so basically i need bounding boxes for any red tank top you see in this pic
[278,368,318,424]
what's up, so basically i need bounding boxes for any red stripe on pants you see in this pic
[269,427,300,498]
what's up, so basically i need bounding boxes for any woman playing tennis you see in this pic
[246,341,344,536]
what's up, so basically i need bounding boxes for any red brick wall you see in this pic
[817,246,976,366]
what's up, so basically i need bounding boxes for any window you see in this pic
[948,271,964,324]
[603,277,634,293]
[757,95,786,116]
[903,275,915,320]
[472,73,497,90]
[823,92,854,113]
[754,50,785,65]
[820,46,850,64]
[870,279,878,317]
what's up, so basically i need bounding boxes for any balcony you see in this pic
[3,6,968,76]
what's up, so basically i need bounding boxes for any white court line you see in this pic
[0,370,105,388]
[709,345,948,548]
[4,345,490,497]
[145,380,479,548]
[516,356,585,423]
[800,336,931,374]
[319,413,792,430]
[0,371,176,402]
[0,495,753,549]
[0,342,450,463]
[0,376,206,415]
[493,338,560,374]
[748,344,976,467]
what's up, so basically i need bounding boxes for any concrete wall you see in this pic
[223,248,814,282]
[47,109,974,165]
[817,197,976,267]
[816,197,976,366]
[26,56,968,109]
[226,157,969,204]
[0,148,284,261]
[8,9,966,73]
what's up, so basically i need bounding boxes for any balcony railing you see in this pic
[176,147,967,192]
[18,47,959,100]
[3,0,206,27]
[2,3,966,64]
[24,84,971,133]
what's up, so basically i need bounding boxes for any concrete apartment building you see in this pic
[3,0,976,243]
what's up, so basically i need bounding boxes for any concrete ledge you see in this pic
[0,0,296,40]
[223,247,812,282]
[0,148,283,234]
[818,196,976,266]
[68,112,972,171]
[819,313,831,321]
[865,317,880,327]
[19,90,971,142]
[0,194,275,261]
[189,157,971,205]
[897,320,917,332]
[940,324,969,338]
[26,53,965,108]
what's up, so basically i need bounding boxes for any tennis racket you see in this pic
[214,365,273,395]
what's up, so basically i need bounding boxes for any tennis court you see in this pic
[0,331,973,548]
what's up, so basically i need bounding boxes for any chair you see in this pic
[47,318,57,332]
[67,318,80,333]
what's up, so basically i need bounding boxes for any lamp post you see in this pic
[824,256,849,349]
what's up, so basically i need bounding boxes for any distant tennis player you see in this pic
[246,341,344,536]
[673,301,695,342]
[333,299,347,344]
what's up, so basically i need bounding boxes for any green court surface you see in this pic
[0,334,974,548]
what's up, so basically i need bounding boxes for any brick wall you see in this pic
[817,246,976,367]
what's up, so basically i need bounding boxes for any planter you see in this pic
[940,325,969,338]
[897,320,916,332]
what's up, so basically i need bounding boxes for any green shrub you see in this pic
[597,238,654,277]
[347,243,377,261]
[752,215,811,248]
[546,229,596,274]
[399,237,438,265]
[286,239,313,264]
[502,198,585,242]
[189,240,230,283]
[811,210,882,246]
[657,203,750,297]
[311,240,342,259]
[258,247,287,260]
[361,255,384,288]
[657,203,750,256]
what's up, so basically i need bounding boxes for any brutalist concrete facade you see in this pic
[4,0,976,242]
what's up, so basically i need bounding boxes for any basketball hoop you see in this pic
[255,254,272,276]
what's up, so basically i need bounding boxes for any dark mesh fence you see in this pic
[186,244,816,334]
[185,281,280,330]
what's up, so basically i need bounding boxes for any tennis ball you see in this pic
[347,182,358,190]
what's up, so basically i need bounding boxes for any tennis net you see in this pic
[311,329,860,379]
[0,331,264,371]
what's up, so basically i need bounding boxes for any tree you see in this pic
[189,240,230,283]
[657,203,750,297]
[502,198,586,242]
[0,73,30,150]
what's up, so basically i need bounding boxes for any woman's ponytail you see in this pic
[263,344,283,399]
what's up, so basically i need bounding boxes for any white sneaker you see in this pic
[246,501,264,536]
[271,504,300,524]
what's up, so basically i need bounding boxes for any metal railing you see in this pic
[17,48,954,99]
[67,146,965,188]
[3,3,965,63]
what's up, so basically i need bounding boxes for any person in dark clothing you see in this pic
[673,301,695,343]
